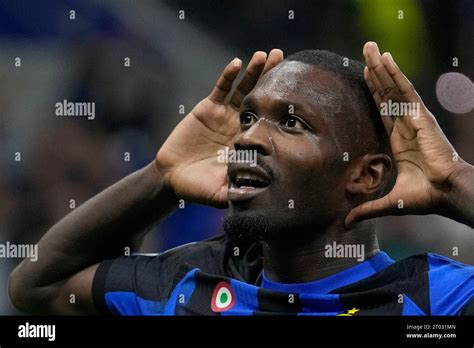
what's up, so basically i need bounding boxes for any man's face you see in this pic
[226,61,356,240]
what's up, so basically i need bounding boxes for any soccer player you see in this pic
[9,42,474,315]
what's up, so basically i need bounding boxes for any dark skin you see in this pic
[228,61,390,282]
[8,43,474,314]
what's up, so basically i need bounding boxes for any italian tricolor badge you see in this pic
[211,281,235,312]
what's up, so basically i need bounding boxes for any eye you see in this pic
[282,115,307,129]
[240,112,257,127]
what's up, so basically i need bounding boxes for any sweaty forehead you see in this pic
[250,60,349,113]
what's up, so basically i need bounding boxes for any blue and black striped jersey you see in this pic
[92,235,474,316]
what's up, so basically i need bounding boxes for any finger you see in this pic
[263,48,284,74]
[381,52,420,103]
[344,193,400,229]
[229,51,267,109]
[363,50,385,105]
[209,58,242,104]
[364,66,383,107]
[381,52,434,132]
[364,66,394,134]
[363,42,398,100]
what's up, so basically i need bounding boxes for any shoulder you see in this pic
[92,235,230,315]
[99,234,232,294]
[424,253,474,315]
[146,234,230,270]
[345,252,474,315]
[93,235,262,315]
[425,253,474,287]
[425,252,474,271]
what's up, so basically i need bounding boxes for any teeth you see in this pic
[234,172,268,184]
[236,173,257,181]
[236,173,263,181]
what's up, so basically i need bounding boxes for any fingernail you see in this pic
[233,58,241,67]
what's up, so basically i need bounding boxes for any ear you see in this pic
[346,154,392,195]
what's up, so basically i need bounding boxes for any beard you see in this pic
[223,211,272,248]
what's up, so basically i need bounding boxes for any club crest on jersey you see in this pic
[211,281,235,312]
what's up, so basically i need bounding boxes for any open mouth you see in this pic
[231,172,270,189]
[228,164,272,201]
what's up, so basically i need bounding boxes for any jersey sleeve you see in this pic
[92,252,187,315]
[91,235,233,315]
[427,253,474,316]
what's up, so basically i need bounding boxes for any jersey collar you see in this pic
[262,251,394,294]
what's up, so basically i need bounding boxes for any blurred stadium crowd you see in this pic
[0,0,473,314]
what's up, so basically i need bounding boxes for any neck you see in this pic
[262,219,379,283]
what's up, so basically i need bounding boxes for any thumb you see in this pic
[344,194,399,229]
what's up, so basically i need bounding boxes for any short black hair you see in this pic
[285,49,390,155]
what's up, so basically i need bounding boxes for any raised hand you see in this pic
[345,42,474,228]
[155,49,284,207]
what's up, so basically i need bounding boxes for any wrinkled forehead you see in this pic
[250,60,348,111]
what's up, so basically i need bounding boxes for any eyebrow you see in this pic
[240,96,259,111]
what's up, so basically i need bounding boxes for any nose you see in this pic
[233,118,275,156]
